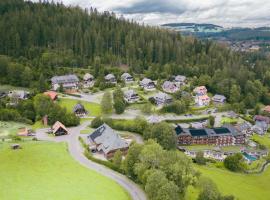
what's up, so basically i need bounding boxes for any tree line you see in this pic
[0,0,270,111]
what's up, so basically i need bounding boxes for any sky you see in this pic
[31,0,270,27]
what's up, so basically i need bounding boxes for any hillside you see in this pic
[0,0,270,110]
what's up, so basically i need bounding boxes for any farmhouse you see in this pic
[162,81,180,93]
[153,92,173,106]
[44,91,58,101]
[124,90,139,103]
[83,73,94,83]
[52,121,68,136]
[193,86,207,96]
[174,75,187,85]
[105,74,117,84]
[51,74,79,91]
[121,73,134,83]
[212,94,226,103]
[140,78,155,90]
[87,124,129,159]
[195,95,210,106]
[17,127,30,136]
[175,125,245,146]
[73,103,87,116]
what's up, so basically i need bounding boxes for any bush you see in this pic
[195,151,206,165]
[84,150,123,173]
[91,116,104,128]
[224,153,245,172]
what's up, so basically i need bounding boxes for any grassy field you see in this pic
[58,98,101,117]
[0,141,130,200]
[0,121,31,137]
[252,133,270,148]
[188,164,270,200]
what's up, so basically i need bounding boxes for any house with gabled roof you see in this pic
[195,95,210,107]
[52,121,68,136]
[105,74,117,84]
[193,86,207,96]
[121,73,134,83]
[73,103,88,116]
[124,90,139,103]
[140,78,155,90]
[174,75,187,86]
[87,124,129,159]
[153,92,173,106]
[162,81,180,93]
[212,94,226,104]
[51,74,79,91]
[83,73,94,88]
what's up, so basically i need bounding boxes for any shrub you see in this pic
[224,153,245,172]
[91,116,104,128]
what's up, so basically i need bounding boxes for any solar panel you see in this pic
[213,127,231,134]
[189,129,208,136]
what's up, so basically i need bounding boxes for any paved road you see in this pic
[36,122,147,200]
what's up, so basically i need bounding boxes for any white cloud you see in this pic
[30,0,270,27]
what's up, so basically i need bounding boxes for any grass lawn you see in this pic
[0,141,130,200]
[221,117,238,124]
[58,98,101,117]
[252,133,270,148]
[31,120,48,130]
[0,121,31,137]
[188,164,270,200]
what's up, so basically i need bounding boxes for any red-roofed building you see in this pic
[44,91,58,101]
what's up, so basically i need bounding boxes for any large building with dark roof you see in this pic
[175,124,245,146]
[87,124,129,159]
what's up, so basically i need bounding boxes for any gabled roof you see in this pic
[52,121,68,134]
[124,90,137,97]
[51,74,79,84]
[193,86,207,93]
[105,74,115,80]
[154,92,172,100]
[121,73,132,79]
[175,75,186,82]
[44,91,58,100]
[88,124,129,154]
[162,81,178,89]
[83,73,94,81]
[254,115,270,124]
[140,78,153,85]
[212,94,226,100]
[73,103,86,112]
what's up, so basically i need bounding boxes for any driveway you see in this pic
[36,122,147,200]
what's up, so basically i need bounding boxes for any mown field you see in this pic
[188,165,270,200]
[0,121,31,137]
[0,141,130,200]
[58,98,101,117]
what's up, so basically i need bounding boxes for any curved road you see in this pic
[36,122,147,200]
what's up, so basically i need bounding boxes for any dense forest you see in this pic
[1,0,270,111]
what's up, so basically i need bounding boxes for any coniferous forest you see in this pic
[1,0,270,110]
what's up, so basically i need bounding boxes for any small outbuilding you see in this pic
[73,103,88,116]
[52,121,68,136]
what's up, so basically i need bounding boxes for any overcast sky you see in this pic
[32,0,270,27]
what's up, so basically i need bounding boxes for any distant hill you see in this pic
[162,23,270,41]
